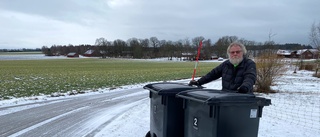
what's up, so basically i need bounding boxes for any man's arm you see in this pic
[239,60,257,93]
[197,62,225,85]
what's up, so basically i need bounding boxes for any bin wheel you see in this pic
[145,131,151,137]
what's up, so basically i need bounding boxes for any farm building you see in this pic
[66,52,79,58]
[181,52,194,60]
[294,49,319,59]
[83,50,101,57]
[277,50,292,58]
[277,49,319,59]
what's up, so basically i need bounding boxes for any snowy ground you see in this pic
[0,58,319,136]
[95,69,320,137]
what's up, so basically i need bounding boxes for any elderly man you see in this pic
[189,42,257,93]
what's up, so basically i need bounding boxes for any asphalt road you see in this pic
[0,87,148,137]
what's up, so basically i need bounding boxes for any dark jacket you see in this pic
[197,57,256,93]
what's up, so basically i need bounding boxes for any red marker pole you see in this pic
[192,41,203,80]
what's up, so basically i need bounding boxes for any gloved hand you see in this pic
[237,86,248,93]
[188,80,199,86]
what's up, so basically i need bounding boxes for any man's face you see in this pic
[229,45,243,65]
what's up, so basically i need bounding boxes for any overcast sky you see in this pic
[1,0,320,49]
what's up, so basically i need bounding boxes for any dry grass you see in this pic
[255,52,287,93]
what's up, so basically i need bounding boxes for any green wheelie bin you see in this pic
[176,89,271,137]
[144,82,201,137]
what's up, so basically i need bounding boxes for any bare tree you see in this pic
[238,38,257,46]
[174,40,184,59]
[113,39,127,57]
[95,37,107,46]
[192,36,205,47]
[149,37,160,58]
[182,38,192,53]
[159,40,175,60]
[179,38,193,60]
[95,37,111,58]
[139,38,150,58]
[268,29,277,42]
[213,36,238,58]
[139,38,149,48]
[42,46,50,55]
[159,40,167,57]
[309,22,320,50]
[238,38,259,58]
[202,39,213,59]
[128,38,142,58]
[191,36,205,59]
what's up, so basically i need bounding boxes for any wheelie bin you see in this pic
[176,89,271,137]
[144,82,201,137]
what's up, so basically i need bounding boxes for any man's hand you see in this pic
[188,80,199,86]
[237,86,248,93]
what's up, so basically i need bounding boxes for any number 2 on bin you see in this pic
[193,117,198,127]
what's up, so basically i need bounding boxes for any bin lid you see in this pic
[143,82,200,96]
[176,89,271,106]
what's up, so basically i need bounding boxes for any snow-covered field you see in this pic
[0,57,319,137]
[94,67,320,137]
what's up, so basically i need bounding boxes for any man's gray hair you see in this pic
[227,42,247,57]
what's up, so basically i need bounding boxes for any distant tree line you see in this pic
[0,48,41,52]
[41,36,313,59]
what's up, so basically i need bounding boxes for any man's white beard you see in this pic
[229,56,243,65]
